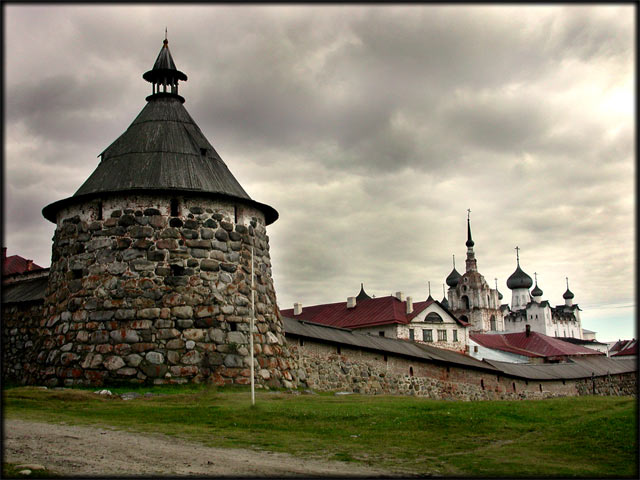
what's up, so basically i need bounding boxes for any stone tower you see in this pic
[32,37,297,388]
[447,214,503,333]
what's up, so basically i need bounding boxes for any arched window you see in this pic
[461,295,470,309]
[425,312,443,323]
[460,315,469,323]
[490,315,496,331]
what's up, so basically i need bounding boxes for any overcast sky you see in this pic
[4,5,635,342]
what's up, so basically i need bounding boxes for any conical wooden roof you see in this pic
[43,38,278,224]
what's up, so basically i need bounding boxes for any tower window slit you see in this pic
[170,198,179,217]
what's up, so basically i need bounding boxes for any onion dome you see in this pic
[446,268,461,288]
[355,283,371,302]
[440,284,449,308]
[42,36,278,225]
[497,290,503,301]
[507,265,533,289]
[531,272,543,297]
[446,255,462,287]
[563,278,574,299]
[507,247,533,290]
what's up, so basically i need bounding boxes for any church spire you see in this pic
[465,209,477,272]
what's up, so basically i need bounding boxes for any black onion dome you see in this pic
[440,296,450,309]
[446,268,462,287]
[355,283,371,301]
[506,265,533,289]
[563,288,574,300]
[497,290,503,300]
[531,284,543,297]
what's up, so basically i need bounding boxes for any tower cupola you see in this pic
[143,33,188,103]
[440,284,450,309]
[355,283,372,301]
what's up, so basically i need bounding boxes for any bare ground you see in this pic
[4,418,396,477]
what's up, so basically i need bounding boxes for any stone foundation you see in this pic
[2,302,43,381]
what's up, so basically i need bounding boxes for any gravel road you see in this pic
[4,418,394,477]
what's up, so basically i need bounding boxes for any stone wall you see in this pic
[290,338,636,400]
[1,301,44,381]
[29,194,298,388]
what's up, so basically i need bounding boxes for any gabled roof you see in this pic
[2,253,44,275]
[471,331,604,359]
[280,295,469,330]
[611,339,637,357]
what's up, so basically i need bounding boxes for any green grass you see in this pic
[2,463,61,478]
[3,385,638,477]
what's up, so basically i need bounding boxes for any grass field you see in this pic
[3,384,638,477]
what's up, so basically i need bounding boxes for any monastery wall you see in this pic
[2,301,43,381]
[289,338,637,400]
[25,195,298,388]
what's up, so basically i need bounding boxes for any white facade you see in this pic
[468,338,530,363]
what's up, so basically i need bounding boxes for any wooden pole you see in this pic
[250,246,255,406]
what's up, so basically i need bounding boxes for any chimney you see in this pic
[406,296,413,314]
[26,260,33,271]
[293,303,302,315]
[395,291,405,302]
[526,324,531,337]
[347,296,357,308]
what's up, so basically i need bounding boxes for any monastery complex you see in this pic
[2,37,636,399]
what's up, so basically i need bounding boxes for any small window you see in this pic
[299,338,304,346]
[229,323,237,332]
[200,147,207,156]
[378,331,385,337]
[453,330,458,342]
[437,329,447,342]
[409,329,414,341]
[337,346,341,354]
[170,198,180,217]
[539,384,542,392]
[513,382,516,392]
[423,329,433,342]
[474,345,478,353]
[383,355,388,362]
[481,379,485,390]
[97,201,103,220]
[409,366,414,377]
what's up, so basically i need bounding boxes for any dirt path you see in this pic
[4,418,395,477]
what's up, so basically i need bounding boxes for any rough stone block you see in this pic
[103,356,125,371]
[172,306,193,319]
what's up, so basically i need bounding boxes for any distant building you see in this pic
[445,214,503,333]
[609,339,637,359]
[280,285,471,353]
[469,327,605,364]
[2,248,45,277]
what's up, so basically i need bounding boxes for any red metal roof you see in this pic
[280,296,468,330]
[2,251,44,276]
[471,331,605,358]
[611,339,637,356]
